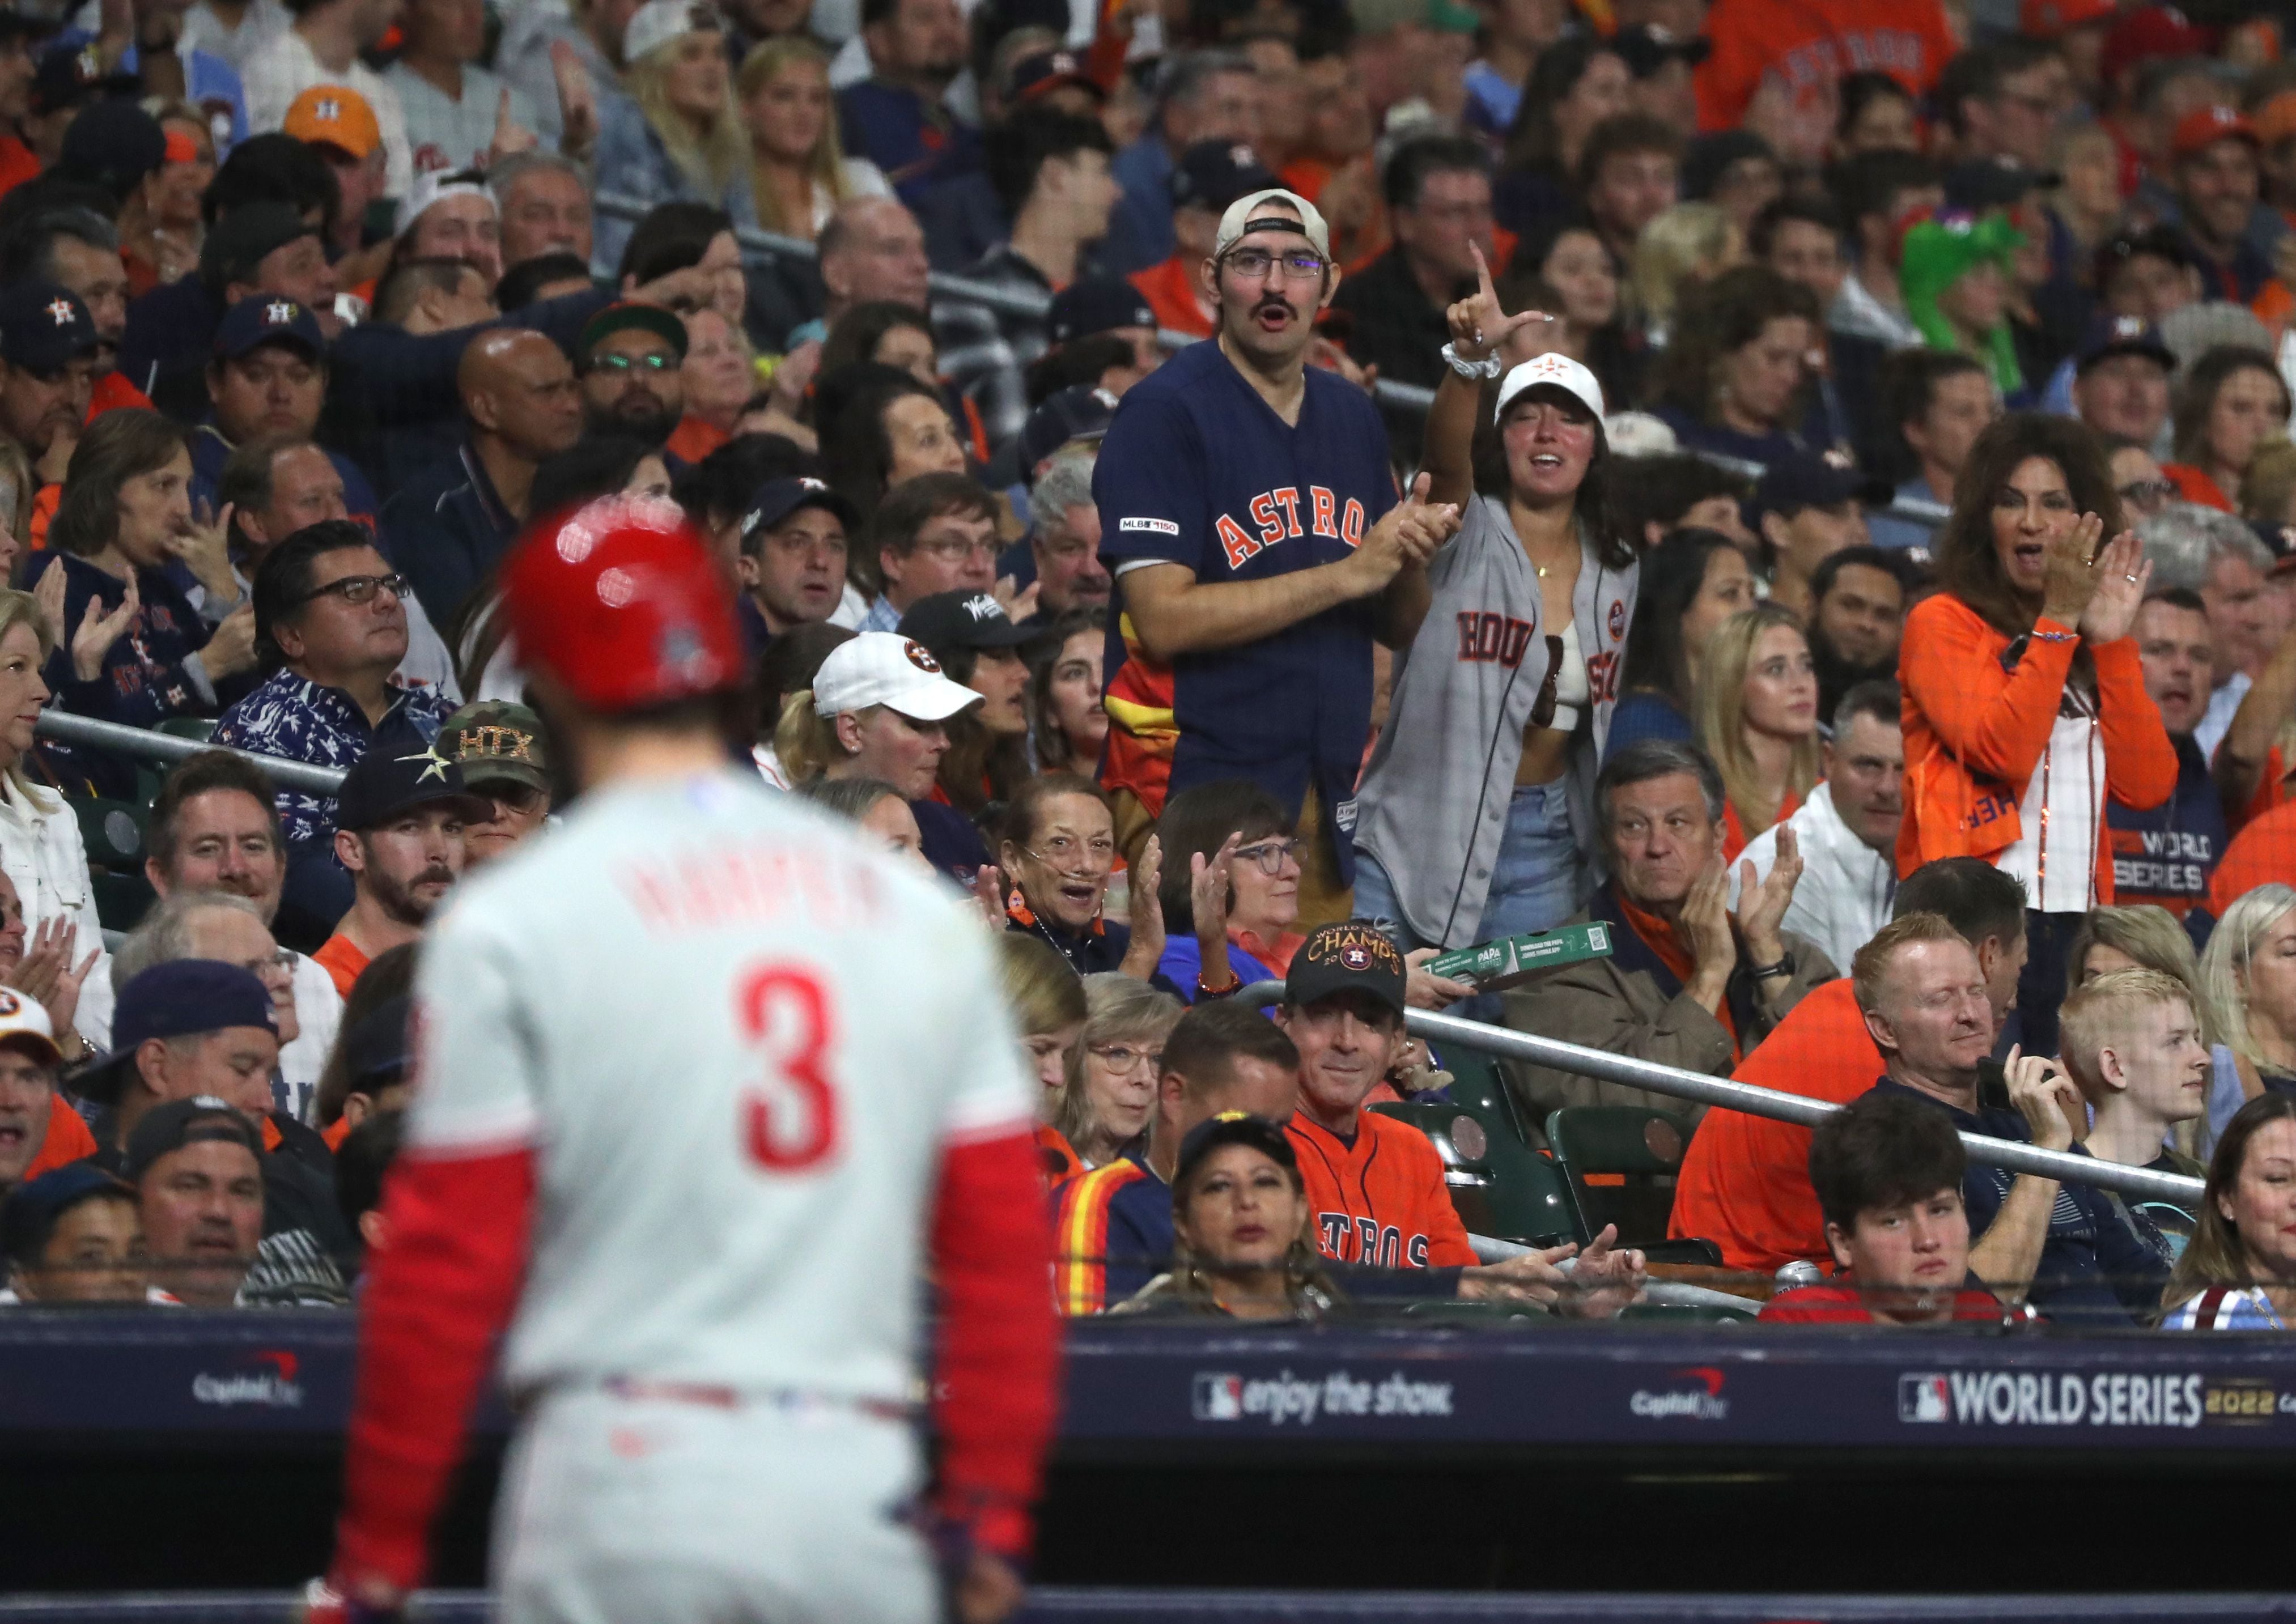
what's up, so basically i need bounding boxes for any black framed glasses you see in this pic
[298,572,406,608]
[1221,246,1329,280]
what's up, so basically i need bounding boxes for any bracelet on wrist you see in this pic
[1196,969,1242,999]
[1439,341,1503,381]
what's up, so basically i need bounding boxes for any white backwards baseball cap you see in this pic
[623,0,718,64]
[399,167,493,235]
[1214,188,1332,260]
[813,632,982,723]
[1493,353,1606,425]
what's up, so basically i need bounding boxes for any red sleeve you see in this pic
[930,1127,1060,1562]
[1902,597,2079,787]
[330,1147,535,1595]
[2094,637,2179,813]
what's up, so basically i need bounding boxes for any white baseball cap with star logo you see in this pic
[1493,352,1606,426]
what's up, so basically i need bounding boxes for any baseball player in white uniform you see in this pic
[316,496,1059,1624]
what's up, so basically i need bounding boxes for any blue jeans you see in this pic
[1355,780,1583,951]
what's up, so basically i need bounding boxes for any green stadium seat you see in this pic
[72,797,147,869]
[154,718,217,743]
[1544,1105,1721,1265]
[91,871,155,933]
[1432,1043,1535,1145]
[1372,1099,1577,1248]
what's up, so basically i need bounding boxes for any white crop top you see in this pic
[1546,618,1589,735]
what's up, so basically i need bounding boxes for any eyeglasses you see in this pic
[1233,837,1302,875]
[297,572,406,607]
[919,535,1001,563]
[2118,478,2176,510]
[237,949,295,979]
[480,783,546,815]
[1221,247,1329,281]
[587,351,677,375]
[1087,1042,1162,1074]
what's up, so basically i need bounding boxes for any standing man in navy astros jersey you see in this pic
[1094,188,1462,930]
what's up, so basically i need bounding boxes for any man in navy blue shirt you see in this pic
[1093,186,1459,924]
[1854,912,2170,1323]
[836,0,977,206]
[2109,588,2226,919]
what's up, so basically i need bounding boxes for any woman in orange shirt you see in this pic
[1899,413,2176,1052]
[1695,601,1820,861]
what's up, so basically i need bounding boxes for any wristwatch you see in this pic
[1440,341,1503,380]
[1747,952,1796,983]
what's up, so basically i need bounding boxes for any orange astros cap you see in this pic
[283,84,380,159]
[2172,103,2259,159]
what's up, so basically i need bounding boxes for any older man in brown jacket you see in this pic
[1500,739,1837,1131]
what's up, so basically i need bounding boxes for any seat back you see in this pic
[1544,1105,1695,1249]
[1372,1100,1577,1248]
[1432,1043,1534,1145]
[73,797,153,933]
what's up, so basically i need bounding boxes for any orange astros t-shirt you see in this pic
[314,934,373,998]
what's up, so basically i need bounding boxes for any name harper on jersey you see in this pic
[1212,486,1369,569]
[619,840,890,933]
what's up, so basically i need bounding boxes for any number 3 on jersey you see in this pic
[738,966,840,1171]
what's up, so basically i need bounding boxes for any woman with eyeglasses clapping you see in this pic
[1152,779,1303,1004]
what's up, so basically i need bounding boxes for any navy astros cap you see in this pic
[0,283,97,372]
[1171,140,1280,212]
[214,295,326,363]
[1,1162,134,1267]
[1018,383,1118,478]
[1047,277,1155,346]
[2074,312,2175,375]
[740,475,858,545]
[336,744,489,832]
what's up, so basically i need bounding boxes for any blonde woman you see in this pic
[2200,883,2296,1141]
[595,0,756,270]
[0,589,108,1053]
[1694,602,1820,861]
[1631,201,1742,348]
[739,37,889,241]
[1056,973,1182,1171]
[993,932,1089,1185]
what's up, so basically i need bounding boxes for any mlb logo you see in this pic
[1192,1373,1244,1421]
[1898,1374,1949,1423]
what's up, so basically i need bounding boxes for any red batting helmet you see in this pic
[499,495,743,712]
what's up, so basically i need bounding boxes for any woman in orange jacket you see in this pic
[1899,413,2178,1053]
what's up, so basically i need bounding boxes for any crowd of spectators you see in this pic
[0,0,2290,1336]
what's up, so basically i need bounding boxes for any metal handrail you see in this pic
[592,191,1440,415]
[1239,983,2206,1206]
[35,710,348,797]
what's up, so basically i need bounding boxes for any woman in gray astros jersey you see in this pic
[1351,246,1639,952]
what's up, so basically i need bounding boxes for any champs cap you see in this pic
[2075,312,2175,374]
[399,165,491,236]
[334,745,490,832]
[741,475,858,546]
[811,632,982,722]
[898,589,1033,661]
[1493,352,1605,424]
[214,295,325,363]
[442,699,549,795]
[0,283,97,372]
[284,84,380,158]
[1173,1110,1299,1192]
[577,300,688,365]
[122,1096,264,1185]
[1213,188,1331,260]
[1284,922,1407,1017]
[77,962,278,1107]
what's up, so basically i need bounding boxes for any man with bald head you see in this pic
[380,329,585,626]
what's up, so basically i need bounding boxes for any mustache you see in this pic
[413,864,455,887]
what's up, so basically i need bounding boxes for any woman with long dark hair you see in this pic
[1899,413,2176,1052]
[1494,37,1631,232]
[1352,252,1639,950]
[1649,265,1822,465]
[2163,345,2292,512]
[1603,528,1759,759]
[2161,1091,2296,1329]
